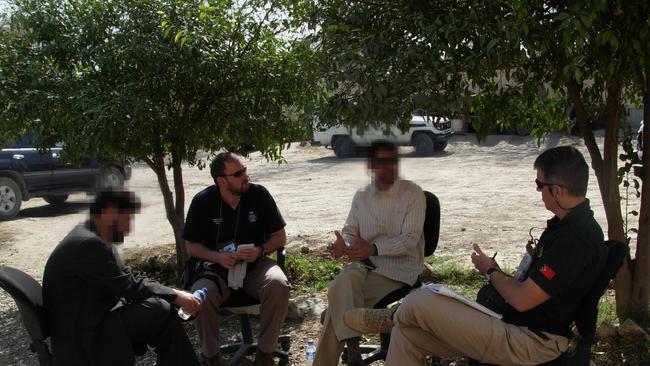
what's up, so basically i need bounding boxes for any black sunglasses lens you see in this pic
[234,168,246,177]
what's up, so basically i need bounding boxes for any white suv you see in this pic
[313,115,453,158]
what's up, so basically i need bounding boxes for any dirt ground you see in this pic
[0,131,641,365]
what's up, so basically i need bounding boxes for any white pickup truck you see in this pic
[312,115,453,158]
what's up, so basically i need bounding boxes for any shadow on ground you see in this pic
[16,202,89,219]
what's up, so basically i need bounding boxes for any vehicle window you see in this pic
[5,132,41,149]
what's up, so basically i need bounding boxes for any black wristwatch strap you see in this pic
[260,246,269,257]
[486,267,500,277]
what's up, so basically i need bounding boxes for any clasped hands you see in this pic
[213,246,262,269]
[328,226,375,261]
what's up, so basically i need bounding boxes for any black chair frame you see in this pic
[0,266,51,366]
[219,247,290,366]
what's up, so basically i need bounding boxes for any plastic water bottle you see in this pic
[306,339,316,365]
[177,287,207,320]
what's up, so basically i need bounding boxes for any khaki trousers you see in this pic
[313,263,405,366]
[386,288,570,366]
[191,257,290,357]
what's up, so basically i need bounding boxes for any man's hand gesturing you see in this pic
[470,243,499,275]
[329,231,346,259]
[345,227,375,261]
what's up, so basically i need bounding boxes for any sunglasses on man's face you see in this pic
[535,179,564,189]
[220,167,247,178]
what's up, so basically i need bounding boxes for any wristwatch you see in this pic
[259,246,269,258]
[486,267,500,280]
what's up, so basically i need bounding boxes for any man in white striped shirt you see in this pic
[313,141,426,366]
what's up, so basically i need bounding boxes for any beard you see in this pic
[227,180,249,195]
[110,223,126,244]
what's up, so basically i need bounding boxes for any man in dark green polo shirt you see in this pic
[346,146,607,366]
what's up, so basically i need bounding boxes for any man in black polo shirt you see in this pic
[347,146,607,365]
[183,152,290,366]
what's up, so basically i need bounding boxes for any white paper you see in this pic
[228,244,255,290]
[423,283,503,319]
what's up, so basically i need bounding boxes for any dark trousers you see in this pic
[98,297,200,366]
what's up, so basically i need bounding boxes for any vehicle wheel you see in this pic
[570,122,581,136]
[414,134,434,156]
[333,136,356,158]
[0,177,22,220]
[433,141,448,152]
[99,167,125,190]
[44,194,69,205]
[515,125,530,136]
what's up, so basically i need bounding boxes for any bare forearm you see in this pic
[185,241,218,262]
[489,271,520,305]
[489,271,548,312]
[261,229,286,253]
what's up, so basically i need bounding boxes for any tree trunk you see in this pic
[630,70,650,317]
[565,80,633,316]
[601,82,625,244]
[145,152,186,280]
[171,148,187,265]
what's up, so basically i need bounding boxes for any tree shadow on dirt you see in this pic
[307,150,453,164]
[306,155,364,164]
[400,150,454,159]
[16,202,89,219]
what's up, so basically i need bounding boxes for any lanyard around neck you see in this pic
[217,196,241,243]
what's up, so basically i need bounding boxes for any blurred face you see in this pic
[370,148,398,190]
[219,158,250,195]
[100,207,134,244]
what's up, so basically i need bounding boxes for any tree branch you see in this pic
[565,78,604,182]
[238,3,275,59]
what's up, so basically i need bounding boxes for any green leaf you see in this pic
[0,0,320,270]
[555,12,570,21]
[174,30,184,43]
[163,26,173,38]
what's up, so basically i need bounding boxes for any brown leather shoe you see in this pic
[200,352,225,366]
[344,307,396,334]
[253,349,276,366]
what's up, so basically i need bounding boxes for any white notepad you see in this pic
[423,283,503,319]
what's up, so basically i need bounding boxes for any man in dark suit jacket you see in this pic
[43,191,202,366]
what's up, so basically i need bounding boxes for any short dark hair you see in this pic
[90,190,141,215]
[534,146,589,196]
[369,140,398,162]
[210,152,242,180]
